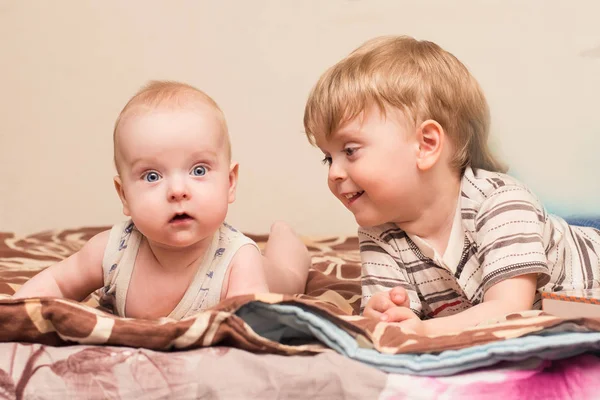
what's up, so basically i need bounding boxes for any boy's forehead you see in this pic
[312,115,360,148]
[314,105,413,150]
[330,103,392,137]
[326,112,368,141]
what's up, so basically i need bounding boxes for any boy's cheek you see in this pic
[326,181,337,196]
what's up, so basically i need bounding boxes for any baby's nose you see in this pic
[167,179,190,201]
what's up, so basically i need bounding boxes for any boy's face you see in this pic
[113,105,237,249]
[315,105,424,228]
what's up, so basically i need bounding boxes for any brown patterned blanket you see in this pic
[2,227,600,364]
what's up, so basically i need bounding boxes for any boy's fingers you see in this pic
[390,287,410,307]
[382,306,419,323]
[363,307,384,320]
[369,294,393,313]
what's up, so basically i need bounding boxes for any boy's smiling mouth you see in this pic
[343,191,364,205]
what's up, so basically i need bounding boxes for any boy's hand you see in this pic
[369,304,425,334]
[380,305,420,323]
[363,286,410,320]
[388,286,410,307]
[397,316,426,335]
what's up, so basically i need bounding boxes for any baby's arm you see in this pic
[222,244,269,299]
[12,231,109,301]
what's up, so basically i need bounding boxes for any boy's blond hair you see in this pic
[113,80,230,171]
[304,36,506,173]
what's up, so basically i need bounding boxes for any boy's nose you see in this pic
[328,161,346,182]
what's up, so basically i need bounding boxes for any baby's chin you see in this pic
[150,232,210,250]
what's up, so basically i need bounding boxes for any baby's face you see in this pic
[114,105,235,248]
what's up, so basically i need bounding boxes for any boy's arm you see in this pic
[12,230,109,301]
[222,244,269,299]
[394,185,549,334]
[417,273,537,335]
[452,184,549,326]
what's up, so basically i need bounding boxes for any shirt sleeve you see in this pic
[358,227,423,318]
[475,185,551,294]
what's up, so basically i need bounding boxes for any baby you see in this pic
[14,80,311,320]
[304,36,600,334]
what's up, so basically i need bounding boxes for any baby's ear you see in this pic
[415,120,444,171]
[113,176,131,216]
[228,162,239,204]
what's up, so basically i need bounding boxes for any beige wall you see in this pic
[1,1,599,236]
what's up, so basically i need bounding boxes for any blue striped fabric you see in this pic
[564,216,600,230]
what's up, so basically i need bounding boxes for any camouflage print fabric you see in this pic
[2,227,600,355]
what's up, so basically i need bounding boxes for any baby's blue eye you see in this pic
[192,166,207,176]
[144,172,160,182]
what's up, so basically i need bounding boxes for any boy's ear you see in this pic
[415,120,445,171]
[113,176,131,216]
[228,162,239,204]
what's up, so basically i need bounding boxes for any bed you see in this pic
[2,225,600,399]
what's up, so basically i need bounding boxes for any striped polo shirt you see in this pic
[359,167,600,318]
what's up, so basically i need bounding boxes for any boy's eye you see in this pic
[192,165,207,176]
[344,147,357,156]
[143,171,161,182]
[321,155,332,166]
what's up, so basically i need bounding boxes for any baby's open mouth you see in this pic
[170,213,193,222]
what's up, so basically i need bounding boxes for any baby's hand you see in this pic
[363,287,410,320]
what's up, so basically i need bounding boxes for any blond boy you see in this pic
[304,36,600,335]
[14,81,311,319]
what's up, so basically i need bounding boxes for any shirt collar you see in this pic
[406,195,464,274]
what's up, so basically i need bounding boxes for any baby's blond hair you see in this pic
[113,80,230,171]
[304,35,506,173]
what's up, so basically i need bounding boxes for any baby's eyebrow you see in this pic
[129,157,153,170]
[190,151,218,164]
